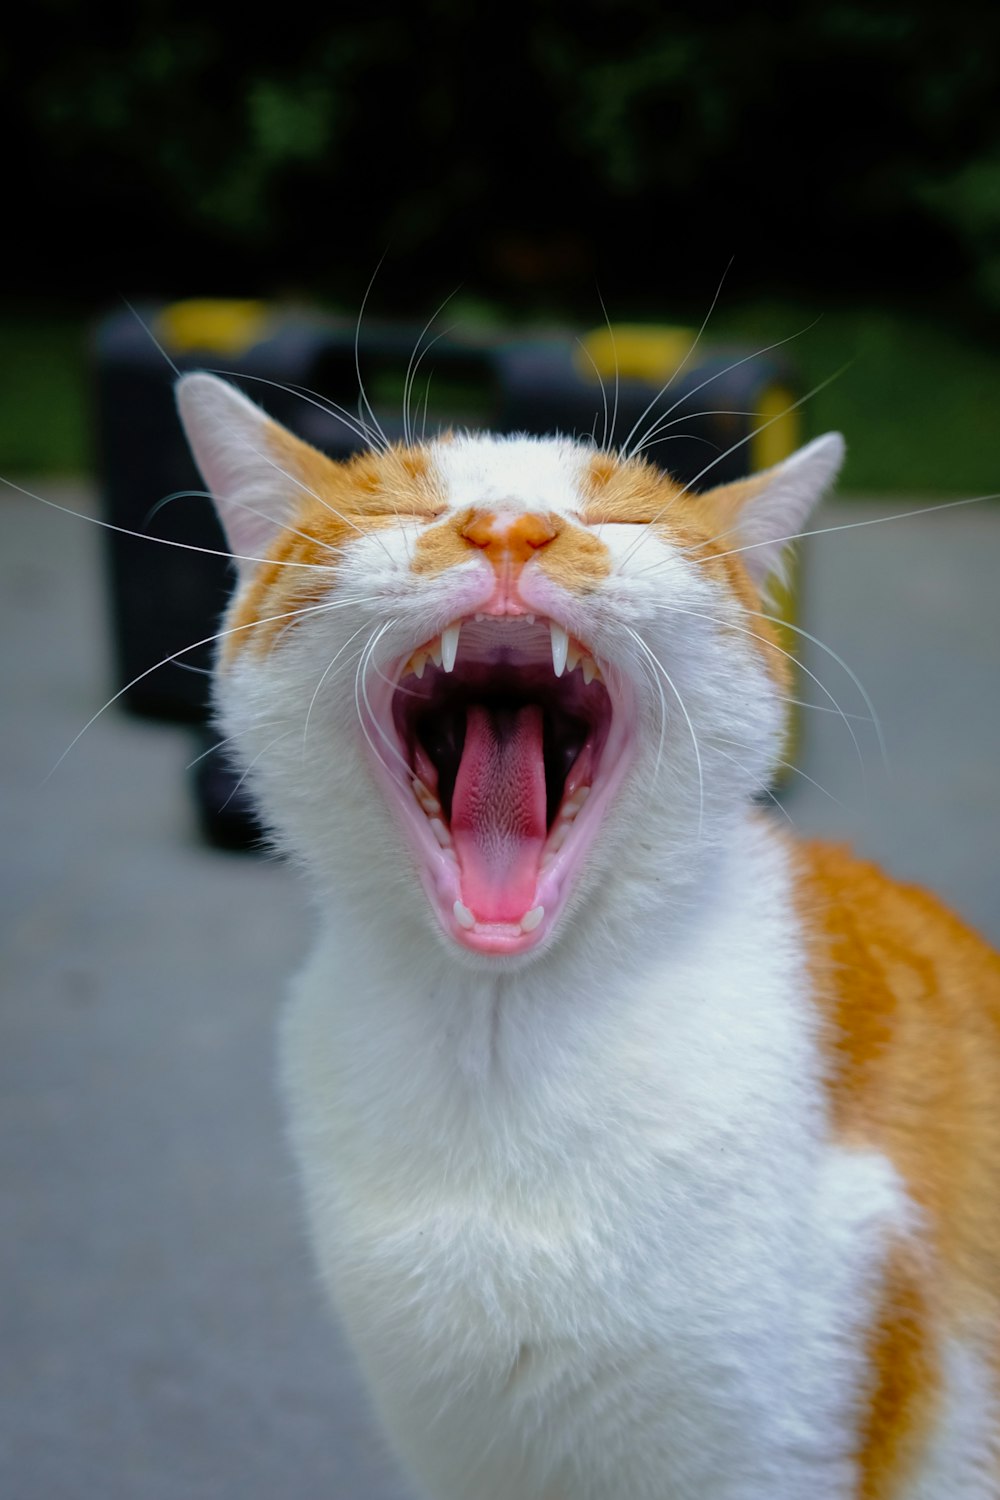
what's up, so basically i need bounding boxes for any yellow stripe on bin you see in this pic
[155,299,270,356]
[576,325,696,383]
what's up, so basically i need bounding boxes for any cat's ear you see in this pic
[703,433,845,587]
[176,373,328,576]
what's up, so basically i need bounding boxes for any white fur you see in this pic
[174,384,985,1498]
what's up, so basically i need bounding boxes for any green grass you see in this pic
[0,310,91,475]
[706,300,999,496]
[0,301,996,496]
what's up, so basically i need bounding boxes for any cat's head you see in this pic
[178,373,842,966]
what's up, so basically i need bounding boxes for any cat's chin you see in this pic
[362,611,636,956]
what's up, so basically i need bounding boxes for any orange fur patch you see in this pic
[799,842,1000,1492]
[581,453,788,687]
[857,1246,939,1499]
[222,430,444,663]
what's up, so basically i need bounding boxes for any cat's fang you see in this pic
[453,900,475,930]
[441,622,461,673]
[550,622,569,677]
[520,906,544,933]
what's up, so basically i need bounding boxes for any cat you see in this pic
[177,369,1000,1500]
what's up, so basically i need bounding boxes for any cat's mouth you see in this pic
[373,615,634,955]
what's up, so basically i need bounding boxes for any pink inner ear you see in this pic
[177,373,298,567]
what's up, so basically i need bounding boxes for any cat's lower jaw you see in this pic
[279,812,917,1500]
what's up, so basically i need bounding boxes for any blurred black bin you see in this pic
[94,300,800,846]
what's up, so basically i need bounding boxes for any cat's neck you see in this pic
[299,806,793,1087]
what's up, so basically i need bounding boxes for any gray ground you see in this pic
[2,482,998,1500]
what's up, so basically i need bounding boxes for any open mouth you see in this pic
[370,614,634,954]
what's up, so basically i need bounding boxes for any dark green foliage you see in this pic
[7,1,1000,325]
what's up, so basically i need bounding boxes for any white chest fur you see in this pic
[279,819,910,1500]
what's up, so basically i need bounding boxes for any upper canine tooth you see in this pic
[550,622,569,677]
[441,622,461,673]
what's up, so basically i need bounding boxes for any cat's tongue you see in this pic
[451,704,546,922]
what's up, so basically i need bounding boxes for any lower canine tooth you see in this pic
[430,817,451,847]
[453,901,475,930]
[520,906,544,933]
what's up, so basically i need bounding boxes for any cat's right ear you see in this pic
[176,373,313,577]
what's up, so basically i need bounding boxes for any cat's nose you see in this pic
[460,510,559,567]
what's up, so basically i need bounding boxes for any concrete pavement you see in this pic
[2,481,998,1499]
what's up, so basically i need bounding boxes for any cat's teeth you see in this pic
[520,906,544,933]
[441,622,461,673]
[413,779,441,817]
[428,638,443,668]
[582,656,601,685]
[453,900,475,930]
[566,641,581,673]
[548,821,570,853]
[550,622,569,677]
[430,817,452,848]
[409,651,428,679]
[524,613,536,625]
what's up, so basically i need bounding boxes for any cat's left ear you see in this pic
[703,433,845,586]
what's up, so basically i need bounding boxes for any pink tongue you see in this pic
[451,704,546,921]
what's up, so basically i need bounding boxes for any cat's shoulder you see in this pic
[792,836,1000,1143]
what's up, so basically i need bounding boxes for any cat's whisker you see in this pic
[715,734,846,810]
[354,256,392,454]
[419,374,434,443]
[781,696,874,724]
[44,594,378,780]
[4,477,341,573]
[714,744,795,826]
[595,285,620,454]
[648,601,869,795]
[678,490,1000,569]
[623,624,705,838]
[619,256,734,460]
[622,308,820,466]
[402,286,462,448]
[618,364,848,570]
[302,624,374,758]
[122,296,181,378]
[353,620,410,785]
[244,438,399,566]
[218,727,296,815]
[185,726,289,772]
[207,369,383,454]
[574,334,610,460]
[750,608,887,770]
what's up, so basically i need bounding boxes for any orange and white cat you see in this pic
[178,371,1000,1500]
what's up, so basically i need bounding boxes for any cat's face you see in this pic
[178,375,842,966]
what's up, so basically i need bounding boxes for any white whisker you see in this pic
[4,477,339,572]
[623,624,704,837]
[619,256,734,459]
[648,602,869,795]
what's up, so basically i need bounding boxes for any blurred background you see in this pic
[2,5,999,1499]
